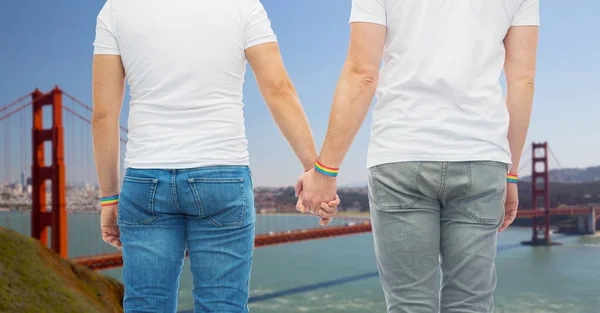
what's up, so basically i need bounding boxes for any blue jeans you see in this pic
[118,166,255,313]
[368,161,507,313]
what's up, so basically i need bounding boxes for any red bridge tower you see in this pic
[522,142,559,246]
[30,87,68,257]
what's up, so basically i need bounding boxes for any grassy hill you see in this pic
[0,227,124,313]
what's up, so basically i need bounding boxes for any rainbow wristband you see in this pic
[100,195,119,206]
[314,161,339,177]
[507,174,518,184]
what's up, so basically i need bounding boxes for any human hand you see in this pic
[101,204,122,250]
[296,194,341,226]
[295,168,338,224]
[499,183,519,232]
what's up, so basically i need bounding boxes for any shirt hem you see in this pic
[511,17,540,26]
[367,154,512,170]
[349,16,387,27]
[245,36,278,50]
[93,47,120,55]
[124,160,250,170]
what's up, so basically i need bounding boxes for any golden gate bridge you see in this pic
[0,87,598,271]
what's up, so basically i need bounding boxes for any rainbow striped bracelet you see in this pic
[100,195,119,207]
[507,174,518,184]
[314,161,339,177]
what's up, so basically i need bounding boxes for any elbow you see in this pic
[525,78,535,88]
[348,63,379,88]
[505,69,536,89]
[91,111,108,124]
[516,75,535,87]
[264,79,295,101]
[91,110,117,128]
[509,77,535,92]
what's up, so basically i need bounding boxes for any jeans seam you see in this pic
[193,178,244,183]
[240,180,247,224]
[415,162,423,193]
[188,178,205,218]
[123,176,155,183]
[438,162,447,199]
[370,169,386,208]
[172,170,183,213]
[176,165,250,172]
[473,161,507,169]
[465,162,473,200]
[148,181,157,220]
[207,217,222,227]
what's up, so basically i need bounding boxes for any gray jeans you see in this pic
[368,161,507,313]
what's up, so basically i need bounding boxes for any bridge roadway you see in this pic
[72,207,599,271]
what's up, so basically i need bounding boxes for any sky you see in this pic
[0,1,599,187]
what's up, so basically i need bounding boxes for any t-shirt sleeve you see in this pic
[93,1,120,55]
[511,0,540,26]
[349,0,387,26]
[245,0,277,50]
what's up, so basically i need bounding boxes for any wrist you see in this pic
[302,158,317,173]
[301,150,319,171]
[314,160,339,178]
[314,169,338,181]
[507,173,519,184]
[100,194,119,207]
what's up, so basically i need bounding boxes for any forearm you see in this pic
[263,83,318,171]
[506,80,534,173]
[92,115,121,197]
[318,66,378,168]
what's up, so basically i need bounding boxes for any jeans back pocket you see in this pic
[457,161,507,224]
[367,162,421,212]
[187,177,246,227]
[118,176,159,226]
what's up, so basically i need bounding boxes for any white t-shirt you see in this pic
[350,0,540,169]
[93,0,277,169]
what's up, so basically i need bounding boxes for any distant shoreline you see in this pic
[257,212,370,217]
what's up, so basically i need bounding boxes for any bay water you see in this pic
[2,212,599,313]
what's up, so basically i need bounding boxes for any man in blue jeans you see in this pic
[298,0,539,312]
[91,0,338,312]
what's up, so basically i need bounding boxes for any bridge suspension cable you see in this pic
[0,100,33,122]
[548,146,563,169]
[0,92,33,113]
[519,158,531,175]
[0,91,54,122]
[518,145,532,175]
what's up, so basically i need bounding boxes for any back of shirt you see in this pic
[94,0,277,169]
[350,0,539,169]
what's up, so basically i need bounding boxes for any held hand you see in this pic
[318,194,341,226]
[295,168,338,224]
[296,194,340,226]
[299,168,337,213]
[499,183,519,232]
[101,204,122,250]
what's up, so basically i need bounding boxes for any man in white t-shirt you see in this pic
[297,0,539,311]
[91,0,338,312]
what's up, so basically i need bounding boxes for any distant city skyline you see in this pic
[1,1,599,187]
